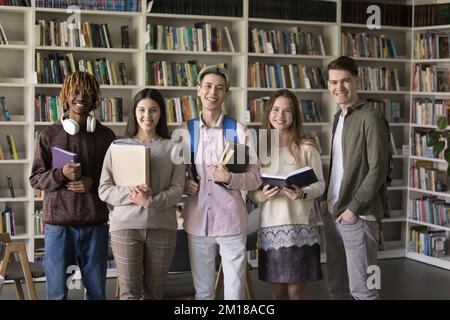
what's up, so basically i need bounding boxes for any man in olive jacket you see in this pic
[321,56,389,300]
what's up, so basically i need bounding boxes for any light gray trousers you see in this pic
[323,213,381,300]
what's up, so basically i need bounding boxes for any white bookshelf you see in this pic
[0,0,447,272]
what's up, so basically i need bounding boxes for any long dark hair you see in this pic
[125,88,170,139]
[262,89,317,164]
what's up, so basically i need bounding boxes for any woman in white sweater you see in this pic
[98,89,185,299]
[249,89,325,300]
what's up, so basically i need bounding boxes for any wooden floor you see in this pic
[1,258,450,300]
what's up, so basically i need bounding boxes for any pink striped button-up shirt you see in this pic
[182,113,262,237]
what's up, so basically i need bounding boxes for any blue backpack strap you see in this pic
[187,117,200,162]
[222,115,238,144]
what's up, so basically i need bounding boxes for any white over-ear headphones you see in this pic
[61,112,96,135]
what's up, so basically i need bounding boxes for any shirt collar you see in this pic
[199,112,224,129]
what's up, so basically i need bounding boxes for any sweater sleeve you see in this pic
[98,145,133,206]
[301,145,325,200]
[29,130,67,191]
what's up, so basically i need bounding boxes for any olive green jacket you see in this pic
[324,98,389,222]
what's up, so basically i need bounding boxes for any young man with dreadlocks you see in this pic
[30,71,116,300]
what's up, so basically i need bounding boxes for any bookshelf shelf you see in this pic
[146,13,243,21]
[0,43,28,50]
[409,188,450,198]
[11,234,29,240]
[410,124,450,130]
[410,155,448,164]
[406,252,450,270]
[248,53,333,60]
[413,25,450,31]
[411,92,450,97]
[0,160,29,164]
[0,82,28,88]
[352,57,411,63]
[340,23,411,32]
[0,197,29,202]
[0,6,29,13]
[0,121,28,126]
[34,8,142,17]
[359,90,410,95]
[146,50,242,56]
[248,18,336,27]
[408,219,450,232]
[412,58,450,63]
[36,46,140,53]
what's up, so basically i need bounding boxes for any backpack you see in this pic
[187,115,238,181]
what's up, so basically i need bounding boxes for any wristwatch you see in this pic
[302,192,307,199]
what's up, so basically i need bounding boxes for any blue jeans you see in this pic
[44,223,109,300]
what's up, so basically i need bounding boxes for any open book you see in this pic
[111,141,151,186]
[51,146,78,169]
[261,166,318,189]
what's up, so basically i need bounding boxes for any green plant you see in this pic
[427,116,450,175]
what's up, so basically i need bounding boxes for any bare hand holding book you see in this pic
[261,166,318,189]
[214,141,250,187]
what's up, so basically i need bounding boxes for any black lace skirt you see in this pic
[258,243,322,283]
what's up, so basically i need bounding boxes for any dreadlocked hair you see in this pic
[60,71,101,112]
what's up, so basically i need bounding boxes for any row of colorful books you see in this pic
[248,62,327,89]
[367,99,402,123]
[249,28,325,56]
[408,226,447,258]
[341,32,398,59]
[410,161,447,192]
[146,60,208,87]
[36,52,129,85]
[0,134,18,160]
[412,129,446,160]
[35,20,115,48]
[409,197,450,228]
[146,23,235,52]
[165,96,201,123]
[0,207,16,235]
[414,32,450,60]
[411,98,449,126]
[357,66,400,92]
[412,64,449,93]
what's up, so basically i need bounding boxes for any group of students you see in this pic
[29,55,390,300]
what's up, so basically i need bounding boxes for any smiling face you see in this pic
[67,87,95,118]
[197,73,229,113]
[327,69,359,109]
[269,96,293,132]
[135,98,161,135]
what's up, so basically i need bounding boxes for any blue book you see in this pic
[51,146,78,169]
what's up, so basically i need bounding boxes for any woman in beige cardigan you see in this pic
[249,89,325,300]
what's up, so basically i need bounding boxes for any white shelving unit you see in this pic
[405,0,450,270]
[0,0,448,272]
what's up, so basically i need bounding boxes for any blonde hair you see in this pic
[60,71,100,112]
